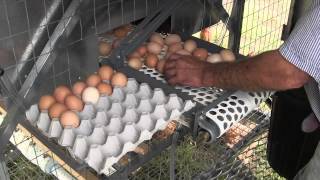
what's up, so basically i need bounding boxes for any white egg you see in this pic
[207,53,223,63]
[82,87,100,104]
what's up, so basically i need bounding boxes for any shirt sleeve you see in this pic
[279,5,320,83]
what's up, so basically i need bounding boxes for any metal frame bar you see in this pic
[0,72,28,153]
[228,0,245,53]
[281,0,296,41]
[0,157,10,180]
[19,0,83,98]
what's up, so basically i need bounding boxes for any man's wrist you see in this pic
[202,66,216,87]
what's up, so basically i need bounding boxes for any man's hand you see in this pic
[163,50,309,91]
[163,54,214,87]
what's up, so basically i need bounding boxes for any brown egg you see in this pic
[114,28,128,38]
[184,39,197,52]
[121,24,133,32]
[48,103,67,119]
[137,45,147,57]
[98,65,114,81]
[156,59,166,73]
[147,42,162,55]
[60,111,80,128]
[128,51,141,59]
[53,86,72,103]
[72,81,87,97]
[168,42,183,53]
[165,34,181,45]
[86,74,102,87]
[176,49,191,56]
[99,41,112,56]
[149,33,164,46]
[65,95,84,112]
[112,39,122,49]
[146,53,159,68]
[192,48,208,61]
[128,57,143,70]
[38,95,56,111]
[220,49,236,62]
[97,83,113,95]
[111,72,128,87]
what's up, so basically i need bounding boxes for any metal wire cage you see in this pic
[0,0,293,179]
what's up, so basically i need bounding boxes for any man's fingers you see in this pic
[167,77,180,86]
[164,60,176,70]
[183,81,201,88]
[167,53,182,61]
[164,69,176,78]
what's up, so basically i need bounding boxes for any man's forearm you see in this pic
[202,50,310,91]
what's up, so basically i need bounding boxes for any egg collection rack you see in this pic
[0,0,273,179]
[96,0,272,178]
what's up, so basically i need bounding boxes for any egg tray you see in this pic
[138,64,274,141]
[107,37,274,142]
[25,78,195,175]
[98,33,232,106]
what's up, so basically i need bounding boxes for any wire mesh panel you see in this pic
[192,0,234,47]
[193,0,291,55]
[0,0,293,179]
[130,104,284,179]
[239,0,292,55]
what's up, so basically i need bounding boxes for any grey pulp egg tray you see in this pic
[25,78,195,174]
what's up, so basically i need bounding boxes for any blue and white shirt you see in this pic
[279,1,320,121]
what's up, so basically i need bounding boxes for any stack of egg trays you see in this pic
[25,78,195,174]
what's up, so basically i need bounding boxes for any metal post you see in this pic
[0,155,10,180]
[281,0,298,41]
[228,0,245,53]
[169,132,179,180]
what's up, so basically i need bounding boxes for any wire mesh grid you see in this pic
[194,0,291,56]
[239,0,292,56]
[0,0,292,179]
[130,103,284,179]
[193,0,234,47]
[4,143,54,180]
